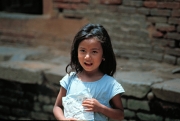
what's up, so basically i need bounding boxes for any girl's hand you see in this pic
[82,98,102,112]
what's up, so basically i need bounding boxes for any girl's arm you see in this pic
[82,94,124,121]
[53,87,67,120]
[53,87,74,120]
[53,87,78,121]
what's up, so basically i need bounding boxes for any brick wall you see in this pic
[52,0,180,65]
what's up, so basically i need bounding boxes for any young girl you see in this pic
[53,23,125,121]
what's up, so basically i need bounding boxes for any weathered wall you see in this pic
[0,0,180,65]
[51,0,180,65]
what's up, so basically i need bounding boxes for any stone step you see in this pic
[44,64,67,85]
[0,61,56,84]
[116,71,180,104]
[0,46,49,62]
[152,78,180,104]
[115,71,163,98]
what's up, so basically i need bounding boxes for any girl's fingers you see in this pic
[83,99,93,104]
[82,99,93,106]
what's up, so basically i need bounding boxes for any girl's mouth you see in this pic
[84,62,93,66]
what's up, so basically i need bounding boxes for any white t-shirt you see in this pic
[60,72,125,121]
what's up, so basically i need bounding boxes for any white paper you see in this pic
[62,88,94,120]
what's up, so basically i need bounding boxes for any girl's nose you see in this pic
[85,53,90,59]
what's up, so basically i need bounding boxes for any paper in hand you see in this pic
[62,88,94,120]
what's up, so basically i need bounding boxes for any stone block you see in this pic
[147,16,167,23]
[0,96,18,106]
[0,61,56,84]
[100,0,122,5]
[127,99,150,111]
[116,50,141,59]
[177,25,180,32]
[116,71,163,98]
[168,17,180,25]
[31,111,49,120]
[150,9,171,17]
[157,2,180,9]
[156,23,176,32]
[137,7,150,15]
[43,105,54,113]
[11,108,30,117]
[172,67,180,74]
[152,78,180,104]
[165,32,180,40]
[118,6,136,14]
[124,109,136,118]
[144,1,157,8]
[137,112,163,121]
[38,95,51,104]
[163,54,176,65]
[33,102,41,111]
[141,52,163,62]
[152,38,175,47]
[165,118,180,121]
[123,0,143,7]
[172,9,180,17]
[44,64,66,84]
[121,98,127,108]
[166,48,180,56]
[177,58,180,65]
[0,114,8,120]
[0,105,10,114]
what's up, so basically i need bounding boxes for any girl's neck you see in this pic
[78,70,104,82]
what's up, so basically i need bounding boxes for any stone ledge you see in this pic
[0,61,56,84]
[0,46,48,62]
[44,64,67,85]
[152,78,180,104]
[116,71,163,98]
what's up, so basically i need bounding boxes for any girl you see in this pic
[53,23,125,121]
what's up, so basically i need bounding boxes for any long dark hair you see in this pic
[66,23,116,76]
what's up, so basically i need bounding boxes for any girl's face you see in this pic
[78,38,103,74]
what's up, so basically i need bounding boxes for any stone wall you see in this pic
[0,79,57,120]
[0,0,180,65]
[52,0,180,65]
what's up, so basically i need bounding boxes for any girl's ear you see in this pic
[102,58,105,61]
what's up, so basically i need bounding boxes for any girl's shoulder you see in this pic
[103,74,116,81]
[60,72,77,90]
[61,72,77,83]
[64,72,76,78]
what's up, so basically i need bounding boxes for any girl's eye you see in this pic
[92,51,98,54]
[80,49,85,52]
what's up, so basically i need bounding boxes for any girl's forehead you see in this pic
[80,38,101,45]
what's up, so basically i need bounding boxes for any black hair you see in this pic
[66,23,116,76]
